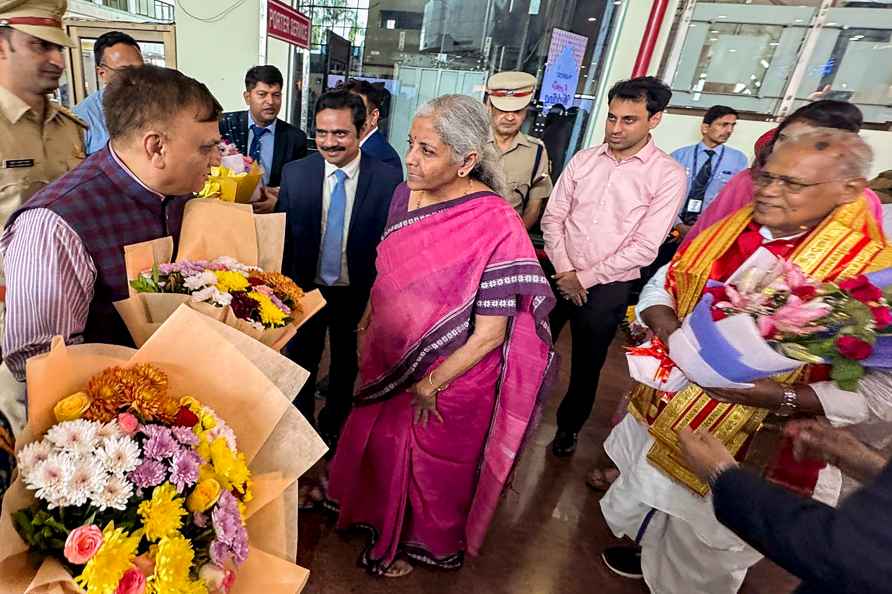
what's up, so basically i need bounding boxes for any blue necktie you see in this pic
[249,124,269,163]
[320,169,348,285]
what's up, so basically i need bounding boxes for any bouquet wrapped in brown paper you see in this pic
[0,305,328,594]
[114,198,325,351]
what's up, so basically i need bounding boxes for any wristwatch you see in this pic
[776,386,800,417]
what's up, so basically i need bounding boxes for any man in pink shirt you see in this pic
[541,77,687,456]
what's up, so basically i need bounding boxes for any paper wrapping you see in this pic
[113,198,325,350]
[0,305,327,594]
[198,163,263,204]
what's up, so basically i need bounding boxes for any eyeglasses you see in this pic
[754,171,850,194]
[98,63,131,72]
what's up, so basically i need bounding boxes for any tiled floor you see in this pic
[296,330,800,593]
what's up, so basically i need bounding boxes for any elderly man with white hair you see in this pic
[598,129,892,594]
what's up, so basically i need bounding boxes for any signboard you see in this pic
[267,0,311,50]
[539,28,588,108]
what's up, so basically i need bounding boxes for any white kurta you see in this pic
[603,236,892,593]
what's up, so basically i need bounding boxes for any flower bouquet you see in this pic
[628,247,892,392]
[114,198,325,350]
[198,141,263,205]
[0,305,328,594]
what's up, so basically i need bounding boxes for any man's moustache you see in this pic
[320,146,346,152]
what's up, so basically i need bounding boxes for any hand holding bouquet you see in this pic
[627,247,892,392]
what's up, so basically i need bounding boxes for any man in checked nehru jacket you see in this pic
[486,71,552,230]
[0,66,222,451]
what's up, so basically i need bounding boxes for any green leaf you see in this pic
[831,355,865,390]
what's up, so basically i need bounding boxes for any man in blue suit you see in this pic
[343,78,402,174]
[276,89,401,447]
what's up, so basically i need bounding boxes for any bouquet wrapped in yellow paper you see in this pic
[198,141,264,204]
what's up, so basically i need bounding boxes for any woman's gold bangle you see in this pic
[428,372,448,394]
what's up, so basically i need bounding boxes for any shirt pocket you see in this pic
[507,177,530,211]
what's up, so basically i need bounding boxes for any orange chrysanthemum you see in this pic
[249,271,304,314]
[84,364,177,423]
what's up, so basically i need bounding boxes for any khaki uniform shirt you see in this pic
[491,132,552,215]
[0,86,86,226]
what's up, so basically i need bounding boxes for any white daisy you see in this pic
[98,435,141,476]
[25,452,72,497]
[65,456,107,507]
[45,420,99,454]
[96,421,122,441]
[92,474,133,511]
[16,440,54,476]
[40,489,72,510]
[184,270,218,291]
[191,285,221,304]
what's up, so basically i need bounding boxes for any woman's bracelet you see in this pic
[428,371,448,394]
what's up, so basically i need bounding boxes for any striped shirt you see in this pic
[0,147,166,382]
[1,210,95,380]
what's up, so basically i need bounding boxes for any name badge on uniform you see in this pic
[4,159,34,169]
[686,199,703,214]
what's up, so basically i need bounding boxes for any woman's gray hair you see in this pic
[787,128,874,179]
[415,94,506,196]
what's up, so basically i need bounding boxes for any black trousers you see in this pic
[285,284,367,443]
[550,280,633,434]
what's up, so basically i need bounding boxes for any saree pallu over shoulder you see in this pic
[632,196,892,495]
[357,191,557,554]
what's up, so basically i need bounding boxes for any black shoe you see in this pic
[601,546,643,579]
[551,430,578,456]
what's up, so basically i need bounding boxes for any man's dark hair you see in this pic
[245,65,284,91]
[757,100,863,168]
[703,105,738,125]
[104,65,223,141]
[607,76,673,118]
[94,31,140,66]
[314,88,366,135]
[343,78,391,119]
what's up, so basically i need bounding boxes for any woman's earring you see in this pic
[458,170,466,178]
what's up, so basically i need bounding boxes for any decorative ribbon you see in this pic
[626,337,676,383]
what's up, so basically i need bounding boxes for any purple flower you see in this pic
[210,491,249,566]
[170,426,199,447]
[168,449,200,492]
[129,459,166,488]
[142,425,177,460]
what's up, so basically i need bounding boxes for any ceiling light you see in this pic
[588,17,597,22]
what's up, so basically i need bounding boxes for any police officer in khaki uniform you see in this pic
[0,0,85,226]
[486,71,552,231]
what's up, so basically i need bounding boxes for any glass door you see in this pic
[61,20,177,108]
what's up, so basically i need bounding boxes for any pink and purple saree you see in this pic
[327,184,556,574]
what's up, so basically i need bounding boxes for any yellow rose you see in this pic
[53,392,91,422]
[186,478,222,513]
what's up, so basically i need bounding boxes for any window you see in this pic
[662,0,892,127]
[293,0,624,175]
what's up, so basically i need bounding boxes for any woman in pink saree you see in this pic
[681,100,882,250]
[327,95,556,577]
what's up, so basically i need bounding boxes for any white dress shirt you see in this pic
[316,152,361,286]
